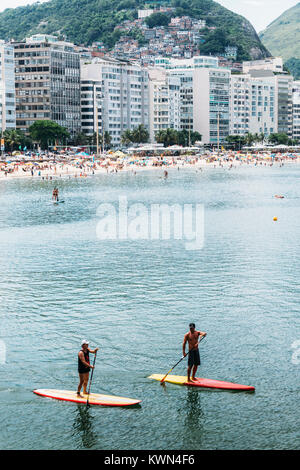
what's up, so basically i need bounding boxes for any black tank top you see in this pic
[78,349,90,373]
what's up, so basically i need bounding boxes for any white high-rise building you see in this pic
[193,68,231,145]
[148,68,181,142]
[0,41,16,133]
[230,74,277,137]
[231,68,293,138]
[292,81,300,142]
[169,65,230,145]
[81,57,149,146]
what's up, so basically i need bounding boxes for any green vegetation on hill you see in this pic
[259,3,300,62]
[0,0,269,60]
[284,58,300,80]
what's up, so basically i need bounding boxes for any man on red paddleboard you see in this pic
[183,323,206,383]
[77,340,99,397]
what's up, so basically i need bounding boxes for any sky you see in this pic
[0,0,299,33]
[217,0,299,32]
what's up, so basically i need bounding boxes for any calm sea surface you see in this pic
[0,165,299,450]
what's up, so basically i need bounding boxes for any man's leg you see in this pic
[192,365,198,380]
[77,374,84,395]
[83,373,89,394]
[187,366,192,383]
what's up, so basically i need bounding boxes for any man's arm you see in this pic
[198,331,207,340]
[182,334,188,357]
[88,347,99,354]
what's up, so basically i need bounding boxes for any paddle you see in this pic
[160,335,206,385]
[86,351,97,408]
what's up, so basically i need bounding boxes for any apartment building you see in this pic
[292,81,300,141]
[275,73,293,137]
[148,67,180,142]
[230,74,277,137]
[154,55,219,70]
[14,35,81,136]
[0,40,16,133]
[81,57,149,146]
[193,68,231,145]
[80,78,102,137]
[168,64,230,144]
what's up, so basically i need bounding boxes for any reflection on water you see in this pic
[73,405,98,449]
[0,166,299,449]
[183,390,204,441]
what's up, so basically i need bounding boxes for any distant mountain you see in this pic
[0,0,270,61]
[259,3,300,61]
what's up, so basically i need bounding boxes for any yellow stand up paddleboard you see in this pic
[33,389,141,406]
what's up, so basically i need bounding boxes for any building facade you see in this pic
[14,35,81,136]
[243,57,283,74]
[275,73,293,137]
[230,73,278,137]
[81,57,149,146]
[0,41,16,133]
[148,67,180,142]
[80,78,102,137]
[292,81,300,142]
[154,55,219,70]
[168,64,230,145]
[193,68,230,145]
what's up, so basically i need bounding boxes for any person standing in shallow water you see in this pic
[183,323,206,382]
[77,340,99,396]
[52,187,58,201]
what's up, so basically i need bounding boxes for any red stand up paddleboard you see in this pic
[148,374,255,391]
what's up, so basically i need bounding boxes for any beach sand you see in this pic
[1,155,299,181]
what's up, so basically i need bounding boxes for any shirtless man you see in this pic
[77,340,99,397]
[183,323,207,382]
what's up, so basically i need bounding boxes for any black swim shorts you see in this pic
[188,349,201,367]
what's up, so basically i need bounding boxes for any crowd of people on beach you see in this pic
[0,150,299,180]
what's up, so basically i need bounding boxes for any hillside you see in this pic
[0,0,270,61]
[259,3,300,61]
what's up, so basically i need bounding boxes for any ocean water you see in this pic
[0,164,299,450]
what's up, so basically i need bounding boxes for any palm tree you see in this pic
[155,128,178,147]
[131,124,149,144]
[121,129,133,146]
[3,129,22,152]
[104,131,112,149]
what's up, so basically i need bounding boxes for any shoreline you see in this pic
[1,156,300,181]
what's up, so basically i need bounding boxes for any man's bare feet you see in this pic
[188,377,197,383]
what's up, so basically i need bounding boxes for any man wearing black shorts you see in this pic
[77,340,99,397]
[183,323,206,382]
